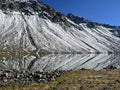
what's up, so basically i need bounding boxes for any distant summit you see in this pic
[67,13,120,28]
[67,13,120,37]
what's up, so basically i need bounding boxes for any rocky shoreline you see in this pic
[0,66,118,87]
[0,69,66,86]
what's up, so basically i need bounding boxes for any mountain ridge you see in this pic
[67,13,120,37]
[67,13,120,28]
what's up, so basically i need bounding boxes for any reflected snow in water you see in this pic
[0,54,120,71]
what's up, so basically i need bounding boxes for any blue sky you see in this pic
[39,0,120,26]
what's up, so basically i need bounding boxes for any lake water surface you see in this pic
[0,54,120,71]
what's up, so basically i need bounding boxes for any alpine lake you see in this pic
[0,51,120,90]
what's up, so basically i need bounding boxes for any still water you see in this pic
[0,54,120,71]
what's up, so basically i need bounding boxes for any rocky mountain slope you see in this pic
[0,0,120,53]
[67,13,120,37]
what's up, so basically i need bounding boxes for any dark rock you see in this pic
[104,65,117,70]
[33,73,41,80]
[8,3,14,10]
[115,79,120,83]
[81,68,87,70]
[86,22,96,28]
[0,4,6,9]
[67,13,87,24]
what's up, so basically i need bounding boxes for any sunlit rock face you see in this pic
[0,0,120,53]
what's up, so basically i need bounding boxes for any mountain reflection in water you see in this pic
[0,54,120,71]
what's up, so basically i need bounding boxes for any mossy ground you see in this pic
[0,69,120,90]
